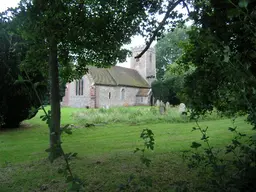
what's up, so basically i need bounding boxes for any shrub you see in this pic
[0,20,47,128]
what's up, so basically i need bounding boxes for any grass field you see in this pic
[0,106,253,191]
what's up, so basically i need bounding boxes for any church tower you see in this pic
[130,46,156,86]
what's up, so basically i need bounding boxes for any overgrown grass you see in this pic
[73,106,223,126]
[0,106,254,191]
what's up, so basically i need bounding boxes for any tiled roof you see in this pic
[88,66,150,88]
[88,67,116,86]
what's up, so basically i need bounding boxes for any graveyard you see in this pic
[0,105,253,191]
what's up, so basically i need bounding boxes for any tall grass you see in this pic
[72,106,222,126]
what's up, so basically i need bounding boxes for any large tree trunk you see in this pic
[49,37,62,160]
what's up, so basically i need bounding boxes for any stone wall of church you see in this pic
[62,75,92,108]
[145,49,156,85]
[96,85,140,108]
[130,46,156,86]
[136,96,149,105]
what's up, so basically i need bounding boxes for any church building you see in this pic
[62,46,156,108]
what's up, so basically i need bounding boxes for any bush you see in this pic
[152,76,184,105]
[0,20,47,128]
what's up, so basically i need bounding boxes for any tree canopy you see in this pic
[155,27,188,79]
[0,14,47,128]
[177,0,256,121]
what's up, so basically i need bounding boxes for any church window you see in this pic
[75,79,84,96]
[149,53,152,63]
[121,88,125,100]
[108,92,111,99]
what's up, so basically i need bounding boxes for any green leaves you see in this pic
[40,110,51,126]
[135,128,155,167]
[191,141,202,149]
[140,128,155,151]
[238,0,249,8]
[61,124,72,135]
[156,27,188,79]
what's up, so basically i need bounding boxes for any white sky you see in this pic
[0,0,189,68]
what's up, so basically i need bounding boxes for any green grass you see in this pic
[72,106,223,125]
[0,106,254,191]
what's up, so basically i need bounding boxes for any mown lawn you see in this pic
[0,107,253,191]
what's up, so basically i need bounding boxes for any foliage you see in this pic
[0,15,47,128]
[134,128,155,167]
[183,119,256,191]
[179,0,256,120]
[155,27,188,79]
[151,60,195,105]
[179,0,256,191]
[152,76,184,105]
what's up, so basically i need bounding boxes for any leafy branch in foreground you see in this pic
[134,128,155,167]
[21,72,84,191]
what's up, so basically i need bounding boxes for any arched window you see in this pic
[120,88,125,100]
[80,79,83,95]
[76,80,79,95]
[149,53,152,63]
[75,79,84,96]
[108,92,111,99]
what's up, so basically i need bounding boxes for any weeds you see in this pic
[72,106,223,126]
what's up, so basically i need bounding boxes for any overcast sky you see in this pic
[0,0,189,68]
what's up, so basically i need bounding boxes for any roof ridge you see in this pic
[106,68,118,85]
[114,65,138,73]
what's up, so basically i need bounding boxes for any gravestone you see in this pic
[103,105,110,109]
[159,101,166,115]
[179,103,186,114]
[166,102,170,109]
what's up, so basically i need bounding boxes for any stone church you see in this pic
[62,46,156,108]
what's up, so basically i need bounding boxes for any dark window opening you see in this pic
[121,88,125,100]
[75,79,84,96]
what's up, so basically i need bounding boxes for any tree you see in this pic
[9,0,190,160]
[152,75,184,105]
[152,62,194,105]
[178,0,256,119]
[177,1,256,191]
[155,27,188,79]
[0,14,47,128]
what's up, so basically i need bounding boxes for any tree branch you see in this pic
[182,0,190,15]
[135,0,183,59]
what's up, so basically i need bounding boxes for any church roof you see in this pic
[88,66,150,88]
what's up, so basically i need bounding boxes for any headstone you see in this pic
[103,105,109,109]
[166,102,170,109]
[159,101,166,115]
[179,103,186,114]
